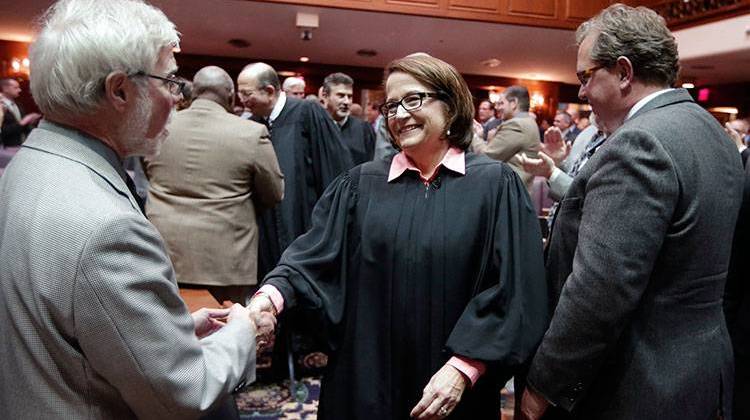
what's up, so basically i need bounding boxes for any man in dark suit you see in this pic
[521,4,744,419]
[321,72,375,165]
[0,78,41,147]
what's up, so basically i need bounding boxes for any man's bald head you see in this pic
[192,66,234,111]
[237,62,280,117]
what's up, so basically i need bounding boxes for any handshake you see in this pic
[191,292,278,354]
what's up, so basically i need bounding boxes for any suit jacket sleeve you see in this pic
[548,170,573,202]
[73,214,255,418]
[471,119,533,162]
[1,109,27,139]
[251,125,285,210]
[527,130,679,411]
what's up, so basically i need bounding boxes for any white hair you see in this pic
[282,77,305,91]
[30,0,179,118]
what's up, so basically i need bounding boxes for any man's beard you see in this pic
[119,95,174,158]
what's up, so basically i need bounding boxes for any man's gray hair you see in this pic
[282,77,305,91]
[30,0,179,118]
[576,3,679,87]
[322,72,353,95]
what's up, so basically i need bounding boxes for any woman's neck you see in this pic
[404,141,451,181]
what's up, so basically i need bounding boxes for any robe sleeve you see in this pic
[303,102,355,195]
[263,169,358,329]
[445,167,549,372]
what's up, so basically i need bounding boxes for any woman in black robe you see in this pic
[249,54,549,419]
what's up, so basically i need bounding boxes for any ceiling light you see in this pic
[709,107,739,114]
[481,58,502,68]
[681,82,695,89]
[299,56,310,63]
[278,71,297,77]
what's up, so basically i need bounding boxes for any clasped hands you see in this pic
[191,294,277,353]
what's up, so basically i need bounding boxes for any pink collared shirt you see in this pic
[257,146,486,385]
[387,146,466,184]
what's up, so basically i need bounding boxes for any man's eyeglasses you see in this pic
[576,65,605,86]
[131,71,187,97]
[380,92,447,118]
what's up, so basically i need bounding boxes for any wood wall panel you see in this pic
[257,0,590,29]
[384,0,440,8]
[565,0,610,20]
[448,0,500,13]
[507,0,557,18]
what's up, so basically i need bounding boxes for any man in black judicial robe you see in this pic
[237,63,354,278]
[258,153,549,419]
[320,72,375,165]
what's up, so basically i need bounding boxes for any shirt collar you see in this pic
[388,147,465,183]
[269,91,286,123]
[336,115,349,128]
[625,88,673,121]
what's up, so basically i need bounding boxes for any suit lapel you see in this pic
[23,121,144,215]
[628,88,694,122]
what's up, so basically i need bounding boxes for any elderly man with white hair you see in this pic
[282,76,306,99]
[0,1,267,418]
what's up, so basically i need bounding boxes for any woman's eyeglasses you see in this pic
[380,92,446,118]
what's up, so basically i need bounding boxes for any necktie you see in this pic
[125,174,147,216]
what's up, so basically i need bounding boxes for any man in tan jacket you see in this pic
[471,85,541,192]
[145,65,284,304]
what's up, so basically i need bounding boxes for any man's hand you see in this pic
[520,151,556,180]
[410,364,467,419]
[20,112,42,126]
[472,120,484,139]
[541,127,569,165]
[191,307,230,339]
[519,386,550,420]
[247,293,277,351]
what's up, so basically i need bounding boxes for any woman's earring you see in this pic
[446,129,451,136]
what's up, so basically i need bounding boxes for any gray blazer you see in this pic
[528,89,744,419]
[0,121,255,419]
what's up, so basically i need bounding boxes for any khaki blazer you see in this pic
[145,98,284,286]
[471,114,540,191]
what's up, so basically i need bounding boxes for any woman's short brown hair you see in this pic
[383,54,474,150]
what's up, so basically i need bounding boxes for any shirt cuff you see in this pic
[447,355,486,387]
[257,285,284,315]
[548,166,563,183]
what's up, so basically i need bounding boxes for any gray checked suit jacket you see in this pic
[528,89,744,419]
[0,121,255,419]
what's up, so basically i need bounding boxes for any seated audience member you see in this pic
[0,1,272,418]
[321,72,375,165]
[248,53,548,420]
[144,66,284,305]
[282,76,306,99]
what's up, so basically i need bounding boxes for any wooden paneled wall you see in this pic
[254,0,616,29]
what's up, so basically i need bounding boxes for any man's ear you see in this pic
[616,56,634,89]
[104,72,133,112]
[263,84,276,97]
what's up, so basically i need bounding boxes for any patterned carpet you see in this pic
[237,377,321,420]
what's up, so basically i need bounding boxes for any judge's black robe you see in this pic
[264,153,549,419]
[339,116,375,165]
[255,97,354,278]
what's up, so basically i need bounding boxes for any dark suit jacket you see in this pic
[528,89,744,419]
[1,102,30,147]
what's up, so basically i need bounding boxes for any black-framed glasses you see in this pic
[380,92,447,118]
[131,71,187,97]
[576,65,605,86]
